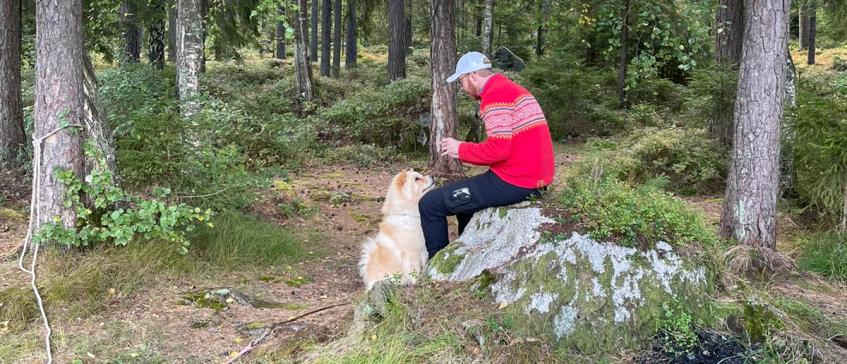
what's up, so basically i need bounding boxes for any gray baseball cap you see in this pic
[446,51,492,83]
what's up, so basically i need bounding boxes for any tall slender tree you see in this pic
[404,0,413,55]
[320,0,331,76]
[294,0,316,102]
[331,0,341,77]
[617,0,630,108]
[799,0,809,49]
[429,0,462,176]
[388,0,406,82]
[33,0,85,233]
[276,5,286,59]
[168,1,177,62]
[720,0,790,250]
[345,0,357,68]
[311,0,319,62]
[535,0,551,56]
[177,0,203,117]
[0,0,25,167]
[711,0,745,148]
[481,0,493,55]
[149,0,167,69]
[120,1,142,63]
[807,0,816,65]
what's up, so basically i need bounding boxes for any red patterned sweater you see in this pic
[458,73,555,189]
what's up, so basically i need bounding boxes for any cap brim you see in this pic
[446,73,462,83]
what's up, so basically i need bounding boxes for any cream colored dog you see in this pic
[359,169,434,290]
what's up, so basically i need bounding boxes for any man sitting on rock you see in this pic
[419,51,556,259]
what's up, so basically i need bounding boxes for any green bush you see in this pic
[683,65,738,129]
[796,231,847,282]
[582,127,727,195]
[558,174,718,248]
[522,57,625,138]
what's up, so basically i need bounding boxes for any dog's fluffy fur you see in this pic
[359,169,434,290]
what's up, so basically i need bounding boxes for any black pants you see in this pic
[418,170,542,259]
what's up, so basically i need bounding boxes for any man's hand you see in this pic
[440,137,462,159]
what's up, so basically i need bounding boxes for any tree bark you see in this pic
[311,0,319,62]
[798,1,809,49]
[320,0,331,76]
[33,0,85,234]
[294,0,316,103]
[617,0,630,108]
[200,0,207,73]
[276,5,286,60]
[720,0,789,250]
[429,0,463,177]
[332,0,341,77]
[0,0,25,168]
[120,2,142,63]
[388,0,406,82]
[177,0,203,118]
[481,0,493,56]
[404,0,413,55]
[711,0,745,148]
[168,2,177,62]
[345,0,357,68]
[535,0,551,56]
[807,0,816,65]
[149,0,167,70]
[81,53,119,182]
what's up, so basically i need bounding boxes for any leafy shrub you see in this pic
[656,301,698,358]
[683,65,738,129]
[522,57,625,138]
[558,174,718,248]
[582,127,727,195]
[626,77,688,114]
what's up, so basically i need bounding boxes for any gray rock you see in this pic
[491,47,526,72]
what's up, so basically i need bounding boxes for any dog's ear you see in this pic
[394,170,408,190]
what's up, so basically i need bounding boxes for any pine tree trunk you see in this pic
[177,0,203,118]
[404,0,413,55]
[799,1,809,49]
[617,0,630,108]
[711,0,745,148]
[276,6,286,60]
[0,0,25,168]
[332,0,341,77]
[429,0,463,177]
[535,0,550,56]
[120,2,142,63]
[149,0,166,70]
[34,0,85,234]
[481,0,493,56]
[81,53,119,182]
[388,0,406,82]
[720,0,789,250]
[294,0,316,103]
[311,0,319,62]
[200,0,207,73]
[168,2,177,62]
[320,0,331,76]
[780,31,797,198]
[807,0,816,65]
[345,0,357,68]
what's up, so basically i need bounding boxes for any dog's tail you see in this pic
[358,237,378,291]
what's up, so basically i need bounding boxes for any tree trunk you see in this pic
[120,2,142,63]
[807,0,816,65]
[617,0,630,108]
[711,0,745,148]
[535,0,551,56]
[0,0,25,168]
[404,0,413,55]
[388,0,406,82]
[168,2,177,62]
[200,0,207,73]
[780,33,797,197]
[148,0,166,70]
[345,0,357,68]
[177,0,203,118]
[429,0,463,177]
[311,0,319,62]
[33,0,85,234]
[799,1,809,49]
[294,0,316,103]
[481,0,493,56]
[276,6,286,59]
[81,53,119,182]
[720,0,789,250]
[332,0,341,77]
[319,0,331,76]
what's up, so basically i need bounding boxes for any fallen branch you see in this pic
[225,302,351,363]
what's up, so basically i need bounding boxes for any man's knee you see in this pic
[418,190,441,216]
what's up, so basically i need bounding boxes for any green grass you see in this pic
[796,231,847,282]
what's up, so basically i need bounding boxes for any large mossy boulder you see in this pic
[425,202,711,354]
